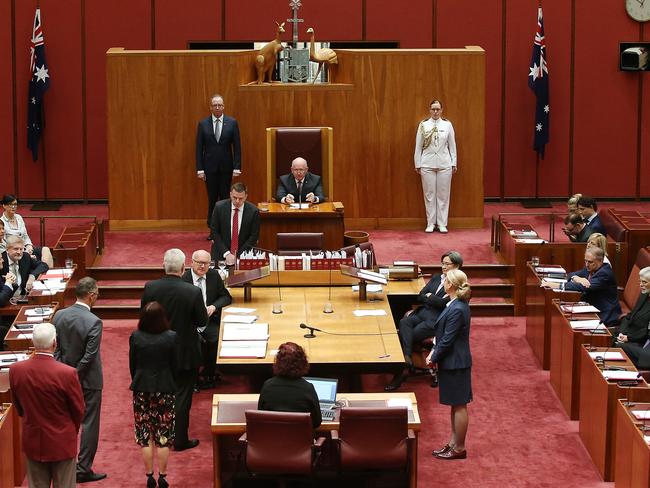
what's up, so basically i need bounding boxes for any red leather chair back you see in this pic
[244,410,315,475]
[275,128,323,179]
[623,247,650,309]
[338,407,409,470]
[600,208,627,242]
[277,232,324,256]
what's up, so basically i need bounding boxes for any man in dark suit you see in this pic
[565,247,621,325]
[141,248,208,451]
[182,249,232,389]
[578,195,607,236]
[52,277,106,483]
[562,213,595,243]
[0,252,18,348]
[210,182,260,266]
[196,94,242,240]
[10,322,85,488]
[1,235,49,295]
[276,157,326,204]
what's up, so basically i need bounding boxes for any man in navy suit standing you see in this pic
[196,94,241,240]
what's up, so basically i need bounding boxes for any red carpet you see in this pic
[16,317,612,487]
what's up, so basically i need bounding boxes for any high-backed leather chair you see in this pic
[331,407,414,473]
[266,127,333,202]
[620,247,650,315]
[239,410,326,476]
[277,232,324,256]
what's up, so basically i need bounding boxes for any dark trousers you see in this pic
[398,312,437,358]
[205,172,232,227]
[622,343,650,369]
[78,388,102,475]
[174,368,198,446]
[201,323,219,378]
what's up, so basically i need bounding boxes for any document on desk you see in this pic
[514,238,545,244]
[352,284,383,293]
[536,266,567,274]
[25,307,53,316]
[633,410,650,420]
[219,341,267,358]
[602,370,641,381]
[223,306,256,314]
[569,320,604,330]
[588,351,625,361]
[289,203,310,209]
[357,270,388,285]
[223,314,257,324]
[32,280,66,292]
[353,309,387,317]
[386,398,412,410]
[42,268,74,279]
[222,323,269,341]
[562,304,600,314]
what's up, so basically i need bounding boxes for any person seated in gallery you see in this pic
[276,157,326,205]
[0,250,18,350]
[1,194,54,267]
[586,233,611,266]
[258,342,322,428]
[385,251,463,392]
[564,247,621,326]
[614,267,650,349]
[577,195,607,236]
[562,212,594,243]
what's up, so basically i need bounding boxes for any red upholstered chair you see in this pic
[619,247,650,316]
[239,410,326,478]
[331,407,414,475]
[266,127,334,202]
[276,232,324,256]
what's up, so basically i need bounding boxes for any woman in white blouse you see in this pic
[1,194,53,267]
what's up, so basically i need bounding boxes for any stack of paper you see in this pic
[25,307,53,317]
[220,341,267,358]
[561,304,600,314]
[358,269,388,285]
[42,268,74,279]
[222,323,269,341]
[569,319,604,330]
[588,351,625,361]
[353,309,387,317]
[632,410,650,420]
[223,314,257,324]
[602,370,641,381]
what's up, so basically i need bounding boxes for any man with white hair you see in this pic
[1,234,49,295]
[141,248,208,451]
[9,322,85,488]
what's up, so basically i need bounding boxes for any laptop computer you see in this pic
[304,376,338,421]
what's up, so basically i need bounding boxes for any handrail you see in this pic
[492,211,564,251]
[21,215,104,254]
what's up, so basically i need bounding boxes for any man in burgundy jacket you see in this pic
[9,322,85,488]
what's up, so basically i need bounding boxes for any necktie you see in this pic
[11,261,21,295]
[230,207,240,256]
[196,277,207,305]
[297,180,303,203]
[215,119,222,143]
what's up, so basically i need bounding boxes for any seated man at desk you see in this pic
[577,195,607,236]
[562,213,594,243]
[1,235,49,296]
[564,247,621,326]
[210,182,260,266]
[276,157,326,204]
[0,251,17,349]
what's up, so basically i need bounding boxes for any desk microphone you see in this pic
[300,322,321,338]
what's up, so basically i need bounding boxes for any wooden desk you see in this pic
[218,278,423,378]
[608,209,650,276]
[579,346,650,481]
[549,302,611,420]
[257,202,345,252]
[4,304,59,351]
[211,392,420,488]
[616,400,650,487]
[51,223,98,274]
[0,354,29,487]
[0,404,14,488]
[525,264,581,370]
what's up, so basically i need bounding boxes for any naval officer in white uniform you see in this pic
[414,100,457,233]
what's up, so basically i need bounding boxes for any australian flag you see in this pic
[27,8,50,162]
[528,6,549,159]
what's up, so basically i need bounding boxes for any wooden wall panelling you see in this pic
[639,23,650,197]
[0,0,15,197]
[436,0,502,198]
[365,0,433,48]
[107,48,484,229]
[154,0,222,49]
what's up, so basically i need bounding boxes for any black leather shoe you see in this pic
[435,448,467,460]
[431,444,451,456]
[384,373,406,392]
[207,234,214,241]
[76,472,107,483]
[430,374,439,388]
[175,439,200,451]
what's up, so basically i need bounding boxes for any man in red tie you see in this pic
[210,182,260,266]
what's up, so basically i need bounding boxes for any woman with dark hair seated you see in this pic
[129,301,177,488]
[258,342,322,428]
[1,194,53,267]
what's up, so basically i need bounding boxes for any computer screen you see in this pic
[303,376,338,402]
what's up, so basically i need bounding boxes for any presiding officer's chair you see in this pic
[266,127,334,202]
[239,410,326,482]
[331,407,415,480]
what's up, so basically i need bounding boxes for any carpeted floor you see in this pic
[19,317,612,487]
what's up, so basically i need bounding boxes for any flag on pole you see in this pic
[27,8,50,162]
[528,5,549,158]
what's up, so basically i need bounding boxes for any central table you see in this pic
[217,276,423,379]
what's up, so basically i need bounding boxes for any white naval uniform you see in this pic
[414,117,457,228]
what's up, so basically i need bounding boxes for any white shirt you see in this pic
[191,270,208,305]
[75,300,91,311]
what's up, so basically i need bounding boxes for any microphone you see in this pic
[622,373,642,407]
[300,322,321,338]
[37,278,56,314]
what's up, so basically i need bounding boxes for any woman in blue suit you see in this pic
[426,269,472,460]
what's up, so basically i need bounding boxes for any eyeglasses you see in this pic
[441,261,454,267]
[5,203,17,207]
[192,259,210,266]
